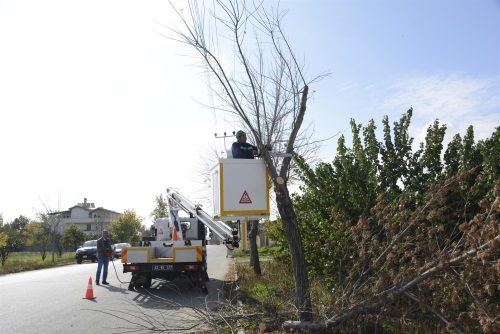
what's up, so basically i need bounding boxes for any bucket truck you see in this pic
[122,158,270,293]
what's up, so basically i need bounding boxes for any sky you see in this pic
[1,0,499,225]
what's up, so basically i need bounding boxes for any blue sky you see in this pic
[0,0,499,224]
[287,0,500,153]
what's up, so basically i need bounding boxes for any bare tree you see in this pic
[164,0,329,320]
[248,220,262,276]
[41,196,64,263]
[94,214,106,235]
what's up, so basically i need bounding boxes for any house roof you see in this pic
[49,206,121,216]
[90,207,121,215]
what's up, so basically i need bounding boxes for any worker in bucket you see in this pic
[231,130,258,159]
[96,229,113,285]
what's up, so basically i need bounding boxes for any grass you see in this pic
[233,247,452,334]
[234,248,372,333]
[0,252,77,275]
[232,247,301,333]
[234,245,281,257]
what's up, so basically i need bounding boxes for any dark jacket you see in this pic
[231,141,257,159]
[97,237,112,259]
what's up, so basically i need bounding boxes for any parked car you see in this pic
[75,240,97,264]
[112,243,131,259]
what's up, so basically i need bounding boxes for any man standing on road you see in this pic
[96,229,112,285]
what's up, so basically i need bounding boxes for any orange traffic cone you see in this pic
[172,226,179,241]
[82,276,96,299]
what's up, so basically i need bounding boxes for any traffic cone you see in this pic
[82,276,96,299]
[172,226,179,241]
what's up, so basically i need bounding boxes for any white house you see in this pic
[55,198,121,235]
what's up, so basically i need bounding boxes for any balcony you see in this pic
[60,218,113,224]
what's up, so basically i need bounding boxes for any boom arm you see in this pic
[166,187,235,244]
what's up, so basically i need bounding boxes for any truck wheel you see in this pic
[128,273,138,291]
[144,276,152,289]
[77,258,82,264]
[189,278,198,288]
[197,272,208,294]
[205,271,210,282]
[91,258,96,263]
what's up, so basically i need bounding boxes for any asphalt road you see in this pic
[0,245,234,334]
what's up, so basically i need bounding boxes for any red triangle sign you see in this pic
[239,191,252,204]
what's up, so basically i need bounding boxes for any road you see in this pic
[0,245,234,334]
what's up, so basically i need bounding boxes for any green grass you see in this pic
[234,247,457,334]
[234,245,281,257]
[233,247,296,329]
[0,252,76,275]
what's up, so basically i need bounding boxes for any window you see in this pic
[180,221,191,230]
[86,224,91,231]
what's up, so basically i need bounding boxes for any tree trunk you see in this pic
[249,220,262,276]
[0,250,7,267]
[51,231,55,263]
[274,182,313,322]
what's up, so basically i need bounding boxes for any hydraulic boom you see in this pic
[166,187,235,244]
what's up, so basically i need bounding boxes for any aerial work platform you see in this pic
[210,158,270,221]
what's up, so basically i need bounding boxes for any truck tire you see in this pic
[196,272,208,294]
[189,277,198,288]
[144,275,152,289]
[128,273,138,291]
[77,258,82,264]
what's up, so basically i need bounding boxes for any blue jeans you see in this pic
[96,256,110,283]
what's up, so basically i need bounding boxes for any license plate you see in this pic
[83,255,87,258]
[153,265,173,271]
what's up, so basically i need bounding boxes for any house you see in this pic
[54,198,121,235]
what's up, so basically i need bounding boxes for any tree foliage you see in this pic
[0,221,24,266]
[150,193,168,225]
[110,209,144,245]
[272,112,500,332]
[0,232,6,249]
[11,215,29,232]
[61,224,85,250]
[23,221,51,261]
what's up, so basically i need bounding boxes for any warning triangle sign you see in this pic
[239,191,252,204]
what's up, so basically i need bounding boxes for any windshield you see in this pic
[83,240,97,247]
[180,221,191,230]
